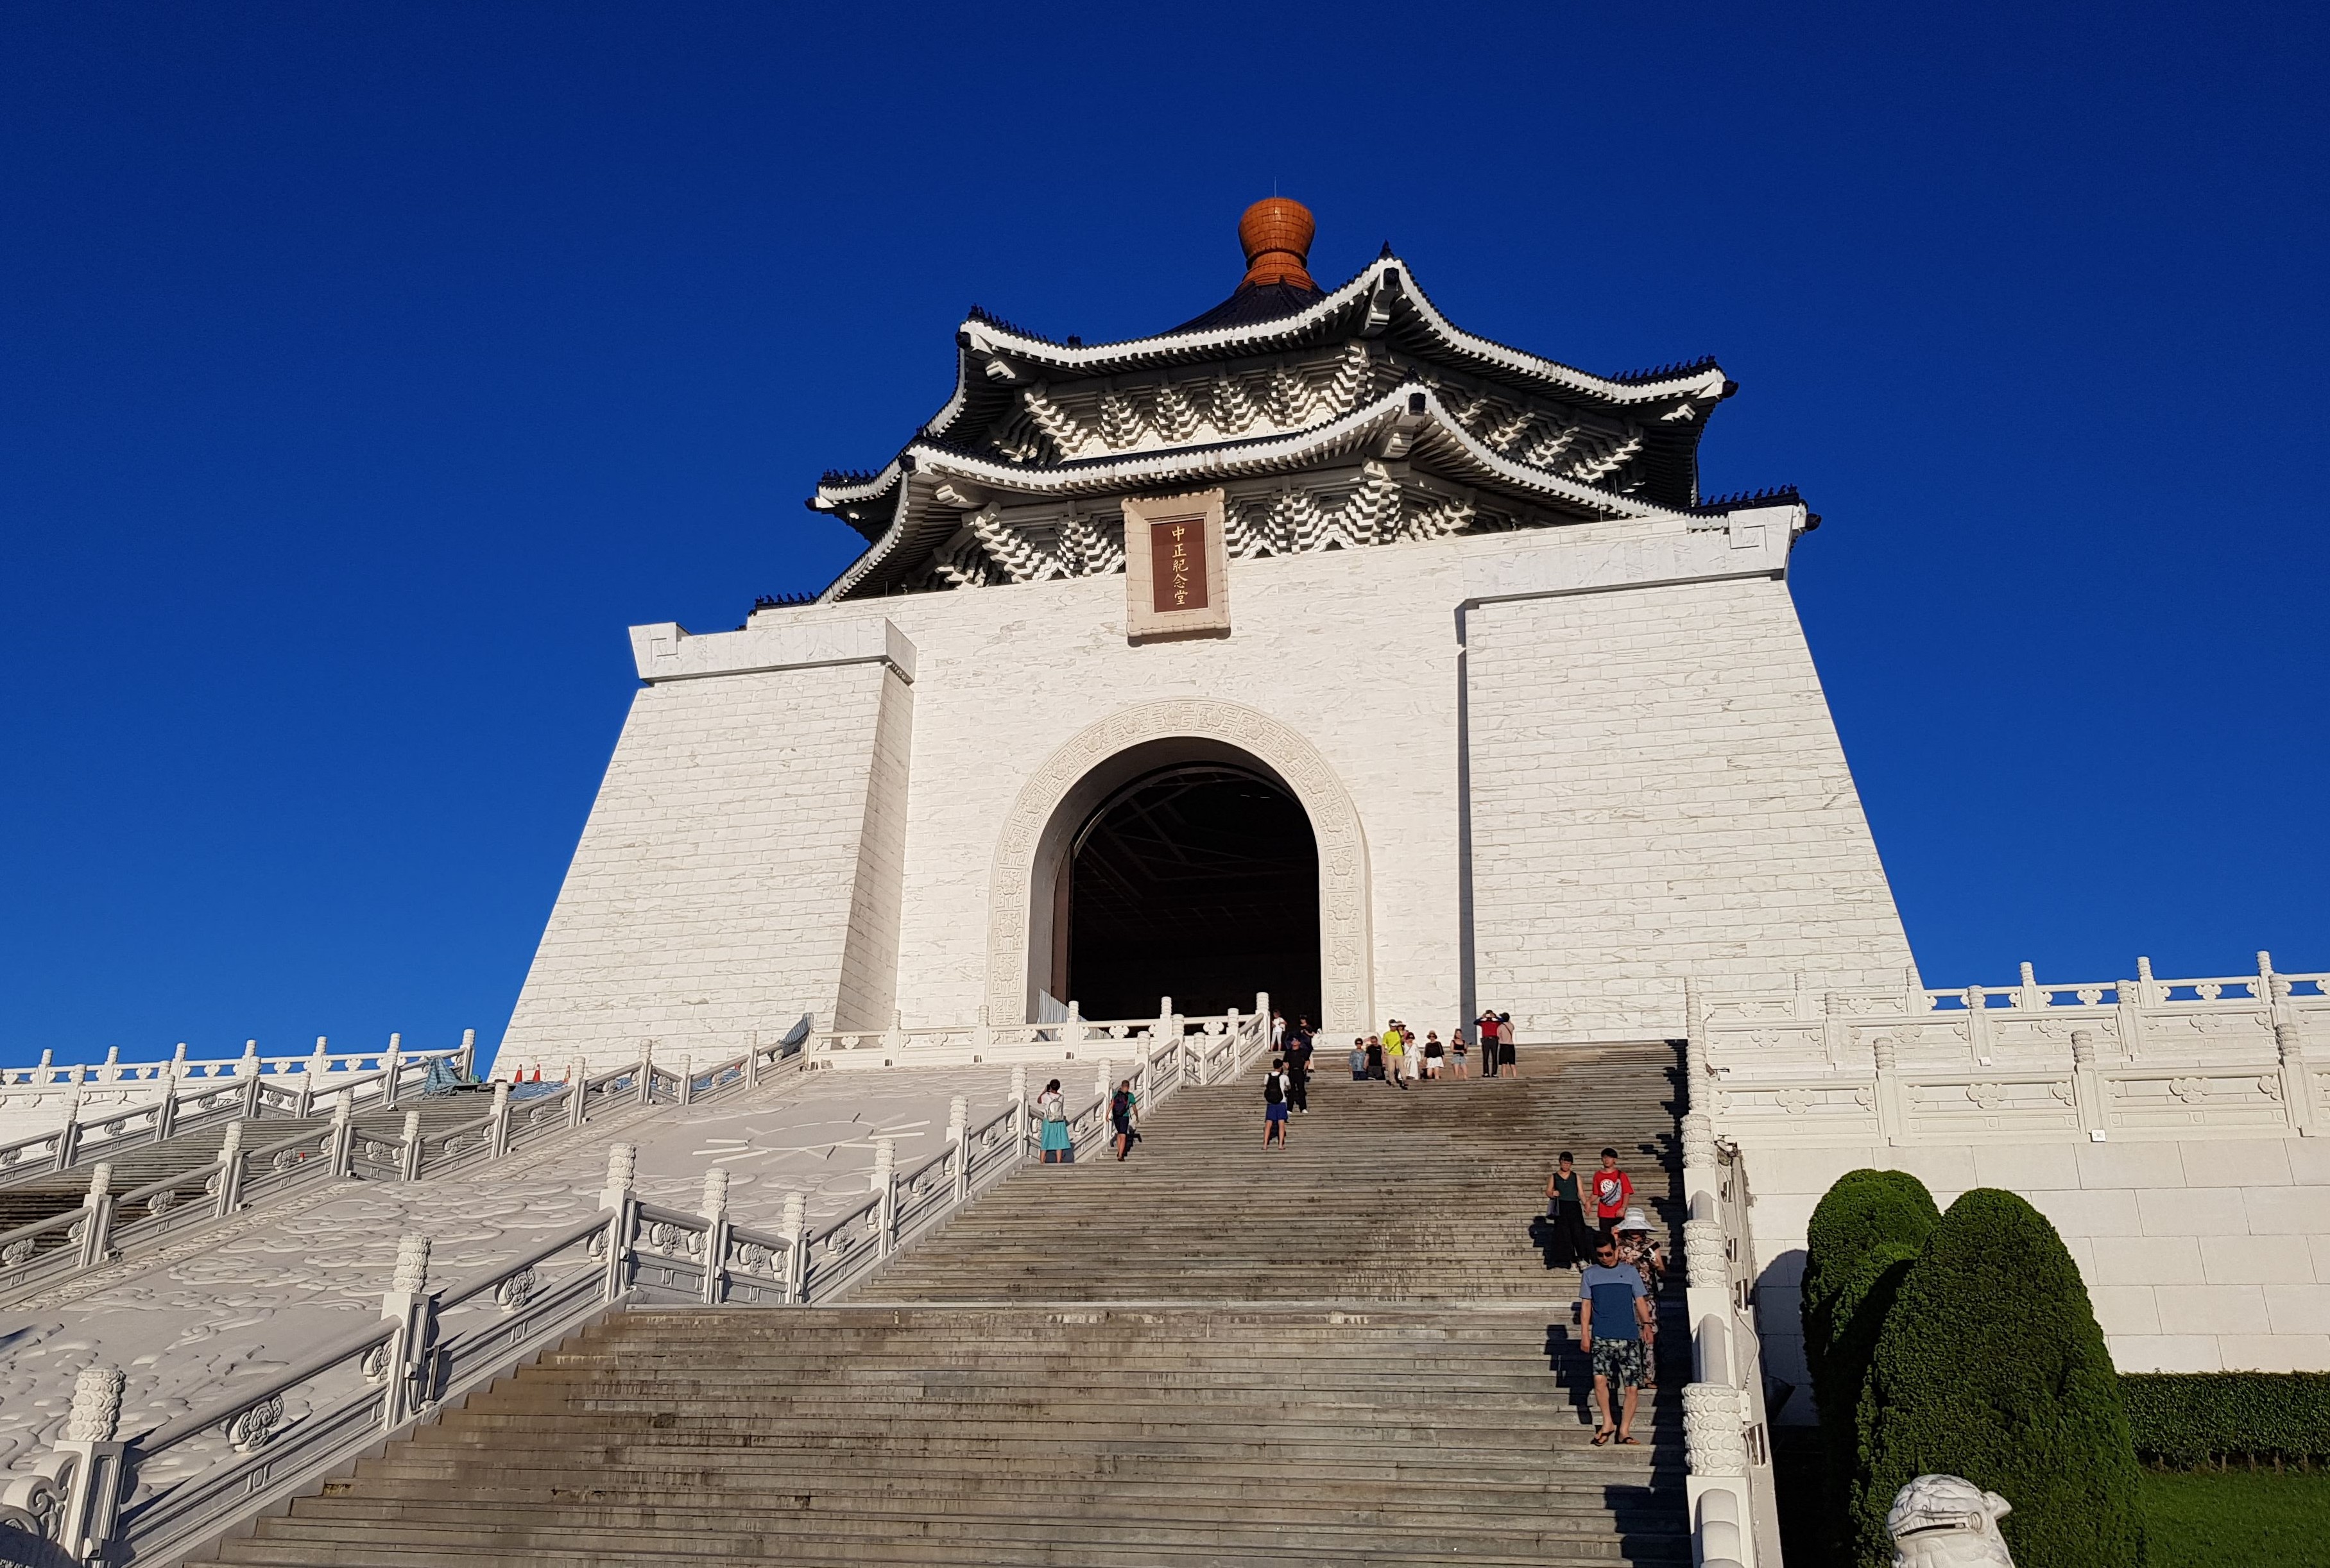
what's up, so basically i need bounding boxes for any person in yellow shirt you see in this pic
[1383,1023,1409,1091]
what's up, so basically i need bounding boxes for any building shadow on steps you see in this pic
[1540,1317,1600,1426]
[1601,1481,1694,1565]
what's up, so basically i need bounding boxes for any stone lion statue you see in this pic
[1887,1473,2016,1567]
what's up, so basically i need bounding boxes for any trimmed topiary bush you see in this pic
[1855,1188,2147,1568]
[2121,1372,2330,1468]
[1801,1168,1940,1543]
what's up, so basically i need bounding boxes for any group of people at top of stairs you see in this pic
[1249,1009,1521,1151]
[1545,1145,1670,1447]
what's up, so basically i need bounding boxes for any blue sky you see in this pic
[3,3,2324,1066]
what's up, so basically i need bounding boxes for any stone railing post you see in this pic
[1063,1001,1084,1057]
[1684,978,1709,1096]
[327,1091,357,1177]
[677,1054,696,1107]
[2279,1023,2315,1138]
[237,1039,261,1080]
[1135,1043,1152,1110]
[153,1066,180,1142]
[398,1111,424,1181]
[39,1363,129,1564]
[699,1169,730,1305]
[378,1234,434,1428]
[599,1144,637,1300]
[381,1032,403,1109]
[871,1138,897,1255]
[1093,1059,1111,1107]
[637,1042,656,1106]
[779,1191,807,1304]
[209,1123,245,1217]
[1869,1035,1905,1145]
[2136,954,2160,1010]
[1009,1066,1029,1155]
[883,1012,905,1062]
[947,1096,970,1203]
[2115,976,2147,1062]
[54,1096,83,1173]
[1963,987,1992,1063]
[568,1060,589,1129]
[2019,960,2044,1011]
[973,1006,993,1059]
[2069,1029,2108,1141]
[456,1028,477,1079]
[1821,991,1846,1069]
[76,1163,116,1268]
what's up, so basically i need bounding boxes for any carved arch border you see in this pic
[985,699,1373,1033]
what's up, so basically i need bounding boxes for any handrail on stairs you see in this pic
[0,990,1273,1565]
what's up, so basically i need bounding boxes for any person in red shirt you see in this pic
[1591,1148,1634,1241]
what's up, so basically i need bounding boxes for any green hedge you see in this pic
[1801,1168,1939,1551]
[1855,1188,2148,1568]
[2122,1373,2330,1467]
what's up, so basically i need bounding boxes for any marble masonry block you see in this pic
[2152,1284,2272,1338]
[1971,1141,2084,1193]
[2177,1140,2294,1189]
[2213,1334,2330,1374]
[2087,1236,2203,1288]
[2085,1285,2163,1337]
[2137,1186,2246,1238]
[2200,1235,2319,1286]
[2240,1184,2330,1238]
[2263,1283,2330,1336]
[2026,1187,2144,1240]
[2109,1336,2225,1374]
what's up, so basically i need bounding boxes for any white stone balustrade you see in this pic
[1697,953,2329,1146]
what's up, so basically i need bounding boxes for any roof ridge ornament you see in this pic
[1237,198,1317,292]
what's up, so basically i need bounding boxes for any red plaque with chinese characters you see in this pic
[1149,518,1209,613]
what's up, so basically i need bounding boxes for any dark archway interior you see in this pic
[1062,764,1321,1023]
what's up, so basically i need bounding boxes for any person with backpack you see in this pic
[1036,1078,1071,1164]
[1263,1057,1291,1147]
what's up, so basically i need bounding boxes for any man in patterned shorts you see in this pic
[1578,1236,1655,1445]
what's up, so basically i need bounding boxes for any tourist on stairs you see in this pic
[1450,1030,1469,1078]
[1579,1236,1654,1445]
[1111,1078,1138,1161]
[1543,1152,1593,1269]
[1349,1037,1369,1080]
[1036,1078,1071,1164]
[1591,1148,1634,1241]
[1286,1024,1312,1113]
[1263,1058,1291,1147]
[1422,1032,1444,1079]
[1496,1012,1518,1078]
[1476,1011,1500,1077]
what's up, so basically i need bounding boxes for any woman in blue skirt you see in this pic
[1036,1078,1072,1163]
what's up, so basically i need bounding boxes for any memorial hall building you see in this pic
[502,199,1914,1071]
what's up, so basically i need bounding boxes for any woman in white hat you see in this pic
[1613,1207,1666,1388]
[1613,1209,1666,1291]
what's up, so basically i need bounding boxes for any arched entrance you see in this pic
[985,699,1373,1032]
[1058,763,1321,1021]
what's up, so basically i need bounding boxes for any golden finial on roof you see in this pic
[1237,198,1317,291]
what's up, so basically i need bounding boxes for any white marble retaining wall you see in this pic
[502,509,1912,1073]
[1742,1136,2330,1411]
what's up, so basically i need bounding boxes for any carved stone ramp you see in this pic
[205,1043,1688,1567]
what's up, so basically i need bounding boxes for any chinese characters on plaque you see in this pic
[1122,489,1229,641]
[1150,518,1208,613]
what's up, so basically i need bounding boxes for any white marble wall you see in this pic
[501,658,907,1070]
[1740,1136,2330,1419]
[1466,572,1914,1039]
[502,511,1910,1071]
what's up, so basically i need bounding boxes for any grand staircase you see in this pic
[207,1043,1690,1566]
